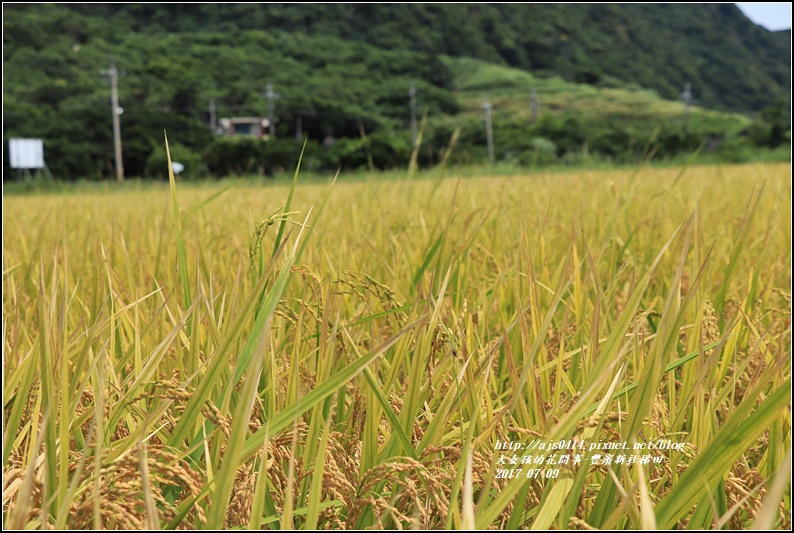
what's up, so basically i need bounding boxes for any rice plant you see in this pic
[2,156,790,529]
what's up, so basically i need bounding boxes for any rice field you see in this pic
[2,160,791,529]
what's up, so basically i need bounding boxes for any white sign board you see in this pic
[9,138,45,169]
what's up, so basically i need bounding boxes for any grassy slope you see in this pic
[444,56,751,134]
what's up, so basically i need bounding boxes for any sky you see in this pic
[735,3,791,31]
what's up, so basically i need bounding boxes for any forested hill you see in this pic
[2,3,790,180]
[5,3,789,113]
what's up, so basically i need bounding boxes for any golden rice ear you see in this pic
[2,156,789,530]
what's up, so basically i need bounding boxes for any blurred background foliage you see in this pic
[2,3,790,180]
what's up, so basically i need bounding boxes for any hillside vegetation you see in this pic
[7,3,787,112]
[2,4,790,179]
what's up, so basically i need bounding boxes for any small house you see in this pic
[217,117,270,138]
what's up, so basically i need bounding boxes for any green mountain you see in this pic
[2,4,790,179]
[7,3,787,112]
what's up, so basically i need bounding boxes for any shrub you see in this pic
[518,136,558,167]
[145,142,207,180]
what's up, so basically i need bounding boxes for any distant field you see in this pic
[3,162,791,529]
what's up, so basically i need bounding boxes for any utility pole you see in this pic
[209,98,217,134]
[681,82,693,132]
[482,99,494,164]
[530,88,540,125]
[101,59,124,182]
[265,83,280,138]
[409,82,418,151]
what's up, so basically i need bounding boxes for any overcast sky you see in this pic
[735,3,791,31]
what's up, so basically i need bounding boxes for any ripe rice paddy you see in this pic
[2,161,791,529]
